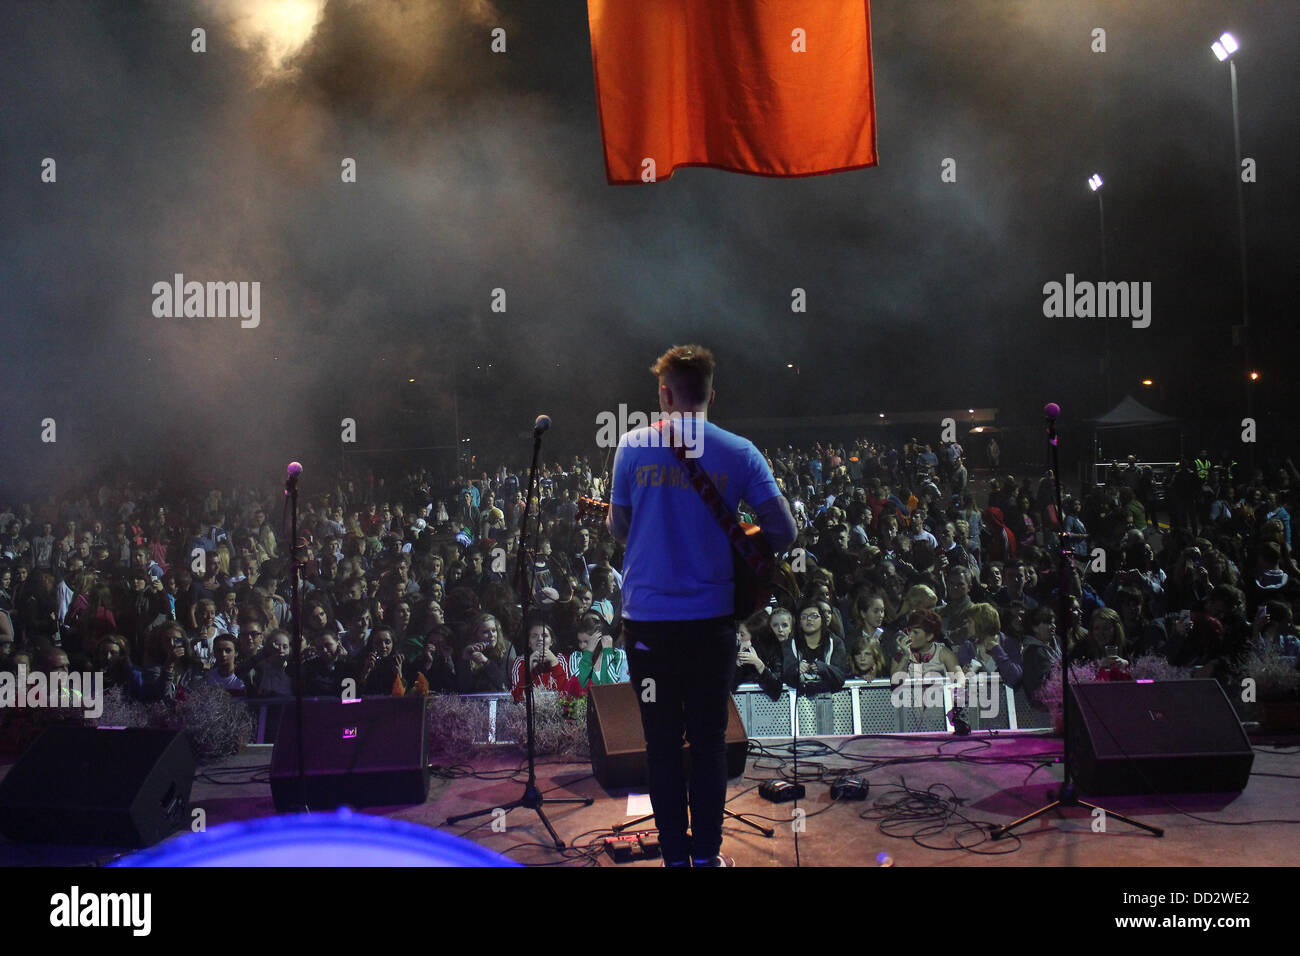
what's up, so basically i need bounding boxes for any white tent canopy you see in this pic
[1091,395,1180,430]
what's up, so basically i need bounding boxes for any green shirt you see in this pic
[569,647,629,689]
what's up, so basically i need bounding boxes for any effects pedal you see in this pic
[602,834,643,863]
[759,779,806,803]
[830,776,870,801]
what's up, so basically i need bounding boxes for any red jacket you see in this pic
[510,655,571,702]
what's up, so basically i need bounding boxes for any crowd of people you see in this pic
[1,438,1297,720]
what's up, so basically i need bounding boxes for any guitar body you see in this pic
[733,522,777,619]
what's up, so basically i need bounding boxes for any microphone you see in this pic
[534,415,551,437]
[1043,402,1060,447]
[285,461,303,494]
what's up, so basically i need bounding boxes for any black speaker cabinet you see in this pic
[0,726,195,847]
[1067,680,1254,795]
[271,696,430,810]
[587,683,748,789]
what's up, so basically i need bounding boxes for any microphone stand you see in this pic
[446,418,593,846]
[285,467,308,813]
[991,408,1161,839]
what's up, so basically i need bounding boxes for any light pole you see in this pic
[1089,173,1110,409]
[1211,31,1253,463]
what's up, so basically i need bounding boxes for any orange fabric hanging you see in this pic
[588,0,877,184]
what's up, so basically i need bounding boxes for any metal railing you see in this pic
[732,678,1053,737]
[248,678,1053,745]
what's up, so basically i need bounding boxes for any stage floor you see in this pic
[2,732,1297,867]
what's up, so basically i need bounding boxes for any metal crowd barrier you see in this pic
[732,678,1053,736]
[249,678,1053,746]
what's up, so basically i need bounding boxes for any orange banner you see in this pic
[588,0,877,184]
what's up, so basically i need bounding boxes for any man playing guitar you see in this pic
[607,344,797,867]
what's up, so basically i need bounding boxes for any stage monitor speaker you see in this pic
[271,696,430,811]
[1067,680,1254,795]
[587,683,748,789]
[0,726,195,847]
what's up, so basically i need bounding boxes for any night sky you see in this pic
[2,0,1296,498]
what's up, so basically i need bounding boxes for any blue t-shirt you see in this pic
[612,418,781,621]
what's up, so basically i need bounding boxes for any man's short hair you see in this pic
[903,584,937,612]
[649,344,715,405]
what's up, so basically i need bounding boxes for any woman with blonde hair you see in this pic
[955,602,1023,688]
[847,633,888,680]
[458,612,512,692]
[882,583,938,662]
[1089,607,1132,680]
[899,584,938,618]
[768,607,795,646]
[213,542,232,579]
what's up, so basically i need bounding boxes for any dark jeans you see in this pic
[623,616,737,865]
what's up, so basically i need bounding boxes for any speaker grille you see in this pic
[1067,680,1254,794]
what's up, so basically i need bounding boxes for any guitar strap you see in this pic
[663,420,772,575]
